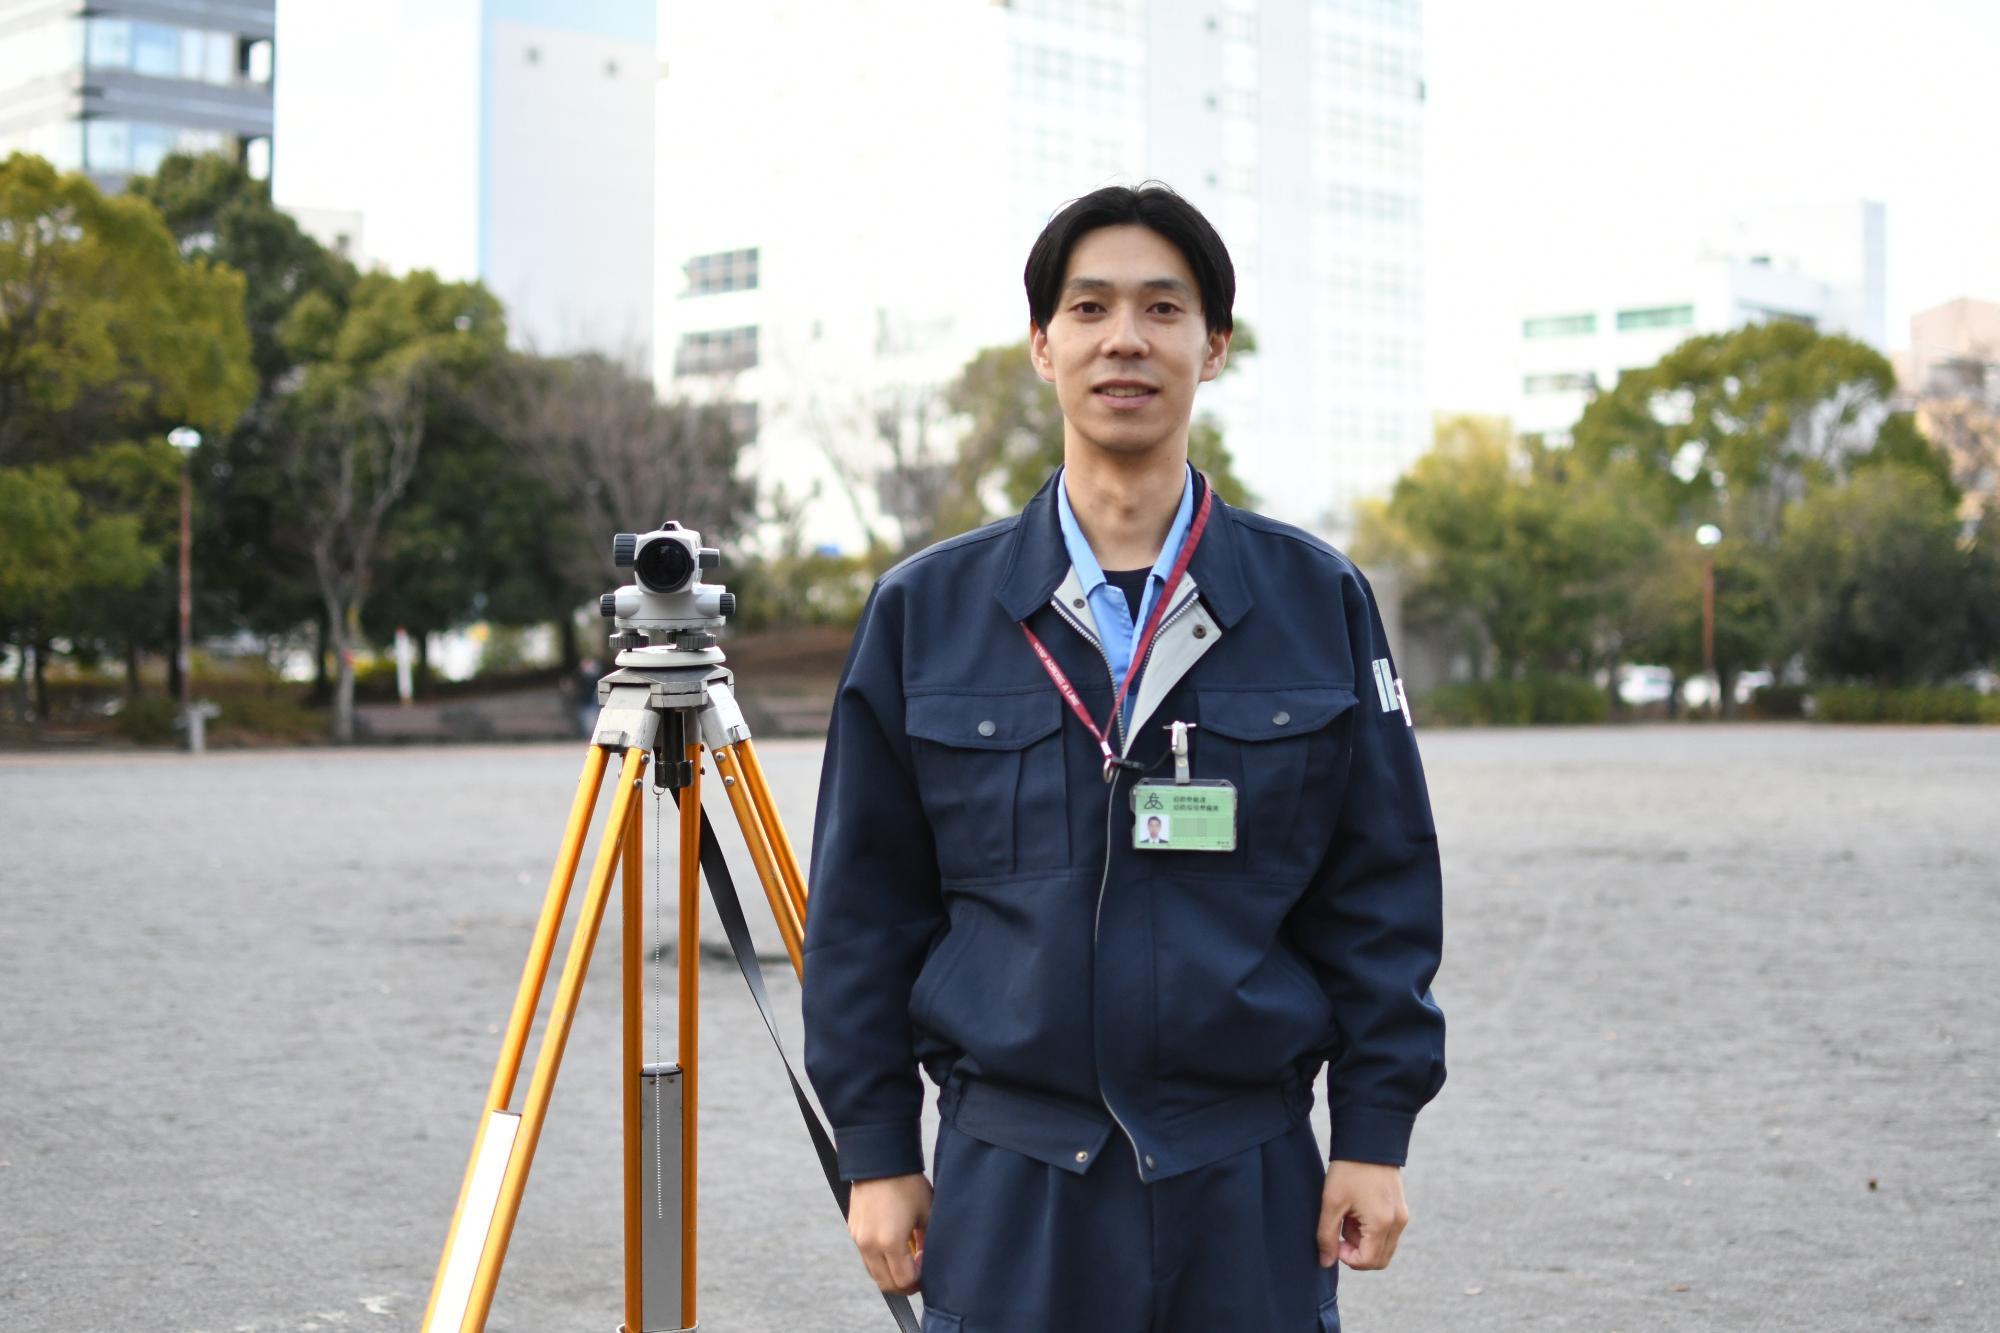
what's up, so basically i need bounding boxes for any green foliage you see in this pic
[1811,685,2000,725]
[0,152,254,461]
[113,695,179,743]
[1360,415,1656,680]
[1775,464,1997,685]
[131,153,357,389]
[1569,322,1941,546]
[1745,683,1809,719]
[1416,675,1609,726]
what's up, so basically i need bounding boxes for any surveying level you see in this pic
[420,526,917,1333]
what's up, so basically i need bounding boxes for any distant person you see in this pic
[573,657,601,739]
[802,183,1445,1331]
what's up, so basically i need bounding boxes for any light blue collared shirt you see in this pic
[1055,463,1196,698]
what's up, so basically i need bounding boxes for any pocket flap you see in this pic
[1198,686,1357,742]
[907,691,1062,750]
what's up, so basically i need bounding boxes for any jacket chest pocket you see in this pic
[1195,686,1357,875]
[907,690,1069,880]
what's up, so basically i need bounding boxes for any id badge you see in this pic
[1130,779,1237,852]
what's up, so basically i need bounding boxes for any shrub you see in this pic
[1746,684,1809,719]
[1416,675,1609,726]
[1811,685,2000,724]
[113,697,180,744]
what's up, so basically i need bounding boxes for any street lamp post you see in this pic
[168,427,202,750]
[1696,523,1723,717]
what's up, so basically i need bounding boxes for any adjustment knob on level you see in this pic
[719,592,737,617]
[698,547,720,569]
[598,593,617,618]
[612,533,637,566]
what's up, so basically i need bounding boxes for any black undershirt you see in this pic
[1104,567,1150,623]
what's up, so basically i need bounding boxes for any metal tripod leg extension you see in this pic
[421,643,815,1333]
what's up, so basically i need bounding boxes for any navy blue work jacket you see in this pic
[801,472,1445,1186]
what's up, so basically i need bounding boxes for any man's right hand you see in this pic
[847,1172,933,1294]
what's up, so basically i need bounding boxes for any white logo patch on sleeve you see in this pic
[1372,657,1397,712]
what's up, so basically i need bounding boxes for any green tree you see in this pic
[1359,415,1657,682]
[129,154,361,690]
[279,269,506,741]
[1569,322,1940,547]
[1775,464,1996,685]
[474,349,756,658]
[0,153,252,464]
[0,153,254,711]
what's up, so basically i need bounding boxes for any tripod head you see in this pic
[600,521,735,664]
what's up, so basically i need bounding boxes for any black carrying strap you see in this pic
[676,794,922,1333]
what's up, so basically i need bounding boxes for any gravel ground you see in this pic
[1,725,1995,1332]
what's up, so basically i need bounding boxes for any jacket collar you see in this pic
[994,467,1255,629]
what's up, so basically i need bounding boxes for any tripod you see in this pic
[420,638,810,1333]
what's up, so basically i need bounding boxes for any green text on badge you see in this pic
[1130,780,1238,853]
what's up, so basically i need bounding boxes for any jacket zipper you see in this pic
[1050,594,1149,1175]
[1057,587,1202,1180]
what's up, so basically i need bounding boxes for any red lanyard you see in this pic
[1020,479,1215,781]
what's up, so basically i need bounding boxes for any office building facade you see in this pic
[274,0,654,357]
[0,0,275,194]
[1514,200,1888,442]
[656,0,1426,546]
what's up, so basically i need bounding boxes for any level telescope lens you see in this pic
[634,535,696,592]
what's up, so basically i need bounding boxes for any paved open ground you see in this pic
[2,726,1996,1331]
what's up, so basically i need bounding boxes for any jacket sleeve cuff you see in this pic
[1327,1106,1416,1167]
[835,1119,925,1182]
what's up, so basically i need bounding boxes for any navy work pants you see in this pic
[917,1117,1341,1332]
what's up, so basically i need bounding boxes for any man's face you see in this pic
[1030,224,1229,459]
[1147,817,1162,835]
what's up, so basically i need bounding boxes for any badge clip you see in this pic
[1167,720,1196,785]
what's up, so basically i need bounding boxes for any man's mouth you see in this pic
[1095,382,1158,403]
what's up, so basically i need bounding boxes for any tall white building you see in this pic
[273,0,655,357]
[1513,200,1888,442]
[656,0,1425,545]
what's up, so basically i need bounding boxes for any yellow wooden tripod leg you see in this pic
[678,741,702,1331]
[461,746,651,1333]
[736,739,809,928]
[711,743,805,979]
[422,743,610,1333]
[621,791,644,1333]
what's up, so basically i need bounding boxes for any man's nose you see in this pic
[1101,304,1147,356]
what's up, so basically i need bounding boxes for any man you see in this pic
[1141,814,1170,845]
[802,184,1445,1332]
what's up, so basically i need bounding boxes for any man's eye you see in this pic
[1151,303,1181,315]
[1073,302,1104,314]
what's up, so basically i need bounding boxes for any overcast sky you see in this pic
[1422,0,2000,413]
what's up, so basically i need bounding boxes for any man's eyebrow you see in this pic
[1059,276,1196,298]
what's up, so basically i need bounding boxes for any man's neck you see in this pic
[1062,444,1188,571]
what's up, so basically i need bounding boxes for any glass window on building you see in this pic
[132,22,180,77]
[685,248,759,296]
[1616,304,1695,331]
[1524,313,1595,338]
[674,326,759,375]
[243,135,271,181]
[1523,372,1598,395]
[87,17,133,69]
[204,32,235,84]
[244,38,274,84]
[84,120,130,172]
[130,123,174,174]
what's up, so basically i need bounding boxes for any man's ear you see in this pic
[1198,328,1232,384]
[1029,320,1057,384]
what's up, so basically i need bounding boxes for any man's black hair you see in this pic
[1024,182,1235,336]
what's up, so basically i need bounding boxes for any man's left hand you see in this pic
[1317,1160,1409,1270]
